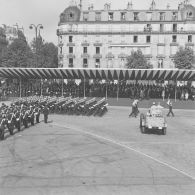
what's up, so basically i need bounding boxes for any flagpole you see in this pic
[105,80,108,100]
[61,79,64,97]
[117,80,119,101]
[41,79,43,96]
[84,78,86,98]
[175,80,177,102]
[19,79,22,98]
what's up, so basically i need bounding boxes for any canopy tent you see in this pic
[0,68,194,81]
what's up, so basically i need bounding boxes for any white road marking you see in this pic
[53,122,195,181]
[120,141,188,145]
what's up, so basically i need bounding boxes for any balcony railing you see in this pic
[83,64,88,68]
[68,64,74,68]
[144,26,152,32]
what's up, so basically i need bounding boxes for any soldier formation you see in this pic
[0,95,108,140]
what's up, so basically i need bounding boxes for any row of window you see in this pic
[65,35,192,53]
[68,58,166,69]
[66,34,193,44]
[68,58,100,68]
[68,47,100,54]
[83,11,181,22]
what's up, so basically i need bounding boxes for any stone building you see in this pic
[57,0,195,69]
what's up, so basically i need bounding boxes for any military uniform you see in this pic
[167,101,174,117]
[43,105,49,123]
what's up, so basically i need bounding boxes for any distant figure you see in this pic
[43,105,49,123]
[162,88,165,101]
[150,102,157,111]
[129,99,139,117]
[185,91,189,101]
[167,100,174,117]
[157,102,164,109]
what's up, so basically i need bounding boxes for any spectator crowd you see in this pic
[1,80,195,101]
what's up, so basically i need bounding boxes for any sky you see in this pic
[0,0,195,45]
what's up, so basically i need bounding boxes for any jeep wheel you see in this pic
[141,126,146,134]
[162,128,166,135]
[0,130,4,140]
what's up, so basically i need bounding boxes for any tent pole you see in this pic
[84,78,86,98]
[117,80,119,101]
[105,80,108,100]
[41,79,43,96]
[61,79,64,97]
[175,80,177,102]
[19,79,22,98]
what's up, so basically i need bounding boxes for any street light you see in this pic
[29,24,43,67]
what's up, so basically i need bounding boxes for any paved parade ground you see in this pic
[0,106,195,195]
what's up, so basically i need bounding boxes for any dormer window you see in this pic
[160,12,165,21]
[172,12,178,20]
[83,12,89,21]
[134,12,139,21]
[108,12,114,21]
[95,12,101,21]
[70,12,73,18]
[187,11,193,18]
[121,12,126,21]
[188,35,192,43]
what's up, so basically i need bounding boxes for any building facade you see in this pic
[2,25,18,44]
[57,0,195,69]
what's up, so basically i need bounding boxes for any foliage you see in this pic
[126,49,152,69]
[0,38,34,68]
[31,37,58,68]
[173,47,194,69]
[0,28,8,66]
[0,33,58,68]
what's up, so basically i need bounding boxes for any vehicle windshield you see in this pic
[150,107,163,117]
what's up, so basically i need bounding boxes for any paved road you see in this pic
[0,107,195,195]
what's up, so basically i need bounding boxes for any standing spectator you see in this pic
[43,105,49,123]
[162,88,165,101]
[167,100,174,117]
[185,90,189,101]
[140,89,144,100]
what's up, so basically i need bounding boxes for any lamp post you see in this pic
[29,24,43,67]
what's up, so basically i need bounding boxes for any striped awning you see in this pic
[0,68,194,81]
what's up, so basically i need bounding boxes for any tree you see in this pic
[173,47,194,69]
[0,37,34,68]
[39,42,58,68]
[126,49,152,69]
[0,27,8,66]
[31,37,58,68]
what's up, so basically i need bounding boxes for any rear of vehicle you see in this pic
[140,111,167,135]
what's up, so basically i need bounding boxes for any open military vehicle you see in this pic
[140,106,167,135]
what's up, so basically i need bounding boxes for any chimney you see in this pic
[104,3,111,10]
[127,1,133,10]
[150,0,156,10]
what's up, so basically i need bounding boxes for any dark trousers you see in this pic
[44,114,48,123]
[36,114,40,123]
[129,106,138,117]
[167,108,174,116]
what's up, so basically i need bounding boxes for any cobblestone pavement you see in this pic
[0,107,195,195]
